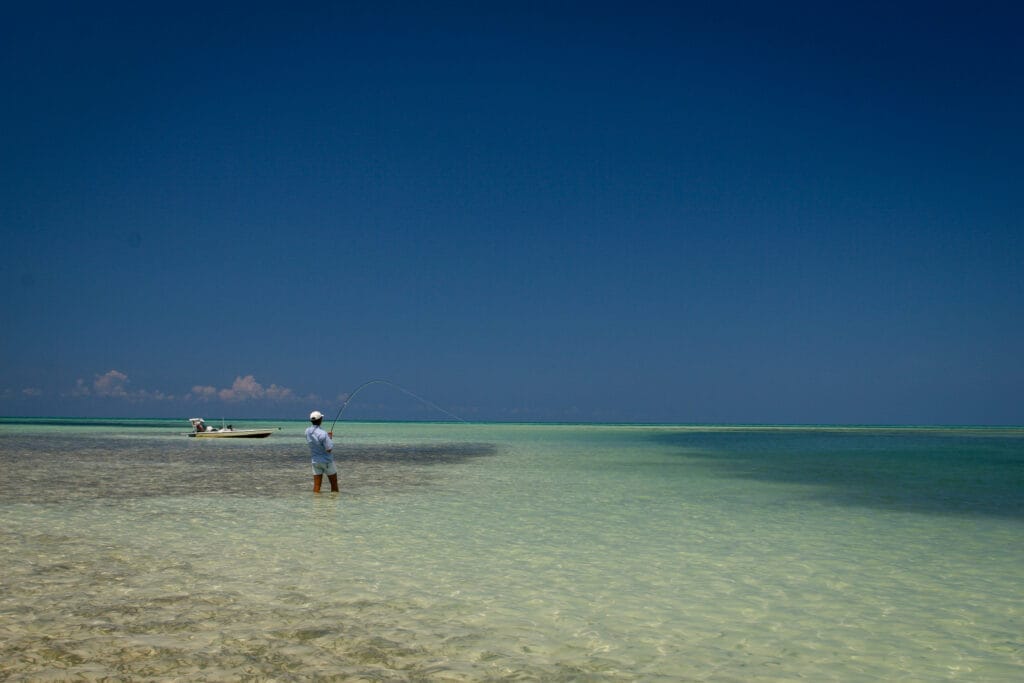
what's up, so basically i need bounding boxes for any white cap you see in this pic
[309,410,324,421]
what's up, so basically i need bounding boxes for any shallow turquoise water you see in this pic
[1,419,1022,680]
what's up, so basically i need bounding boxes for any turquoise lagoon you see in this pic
[1,419,1022,680]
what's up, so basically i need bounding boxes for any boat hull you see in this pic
[190,429,274,439]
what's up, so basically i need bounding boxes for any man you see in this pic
[306,410,338,492]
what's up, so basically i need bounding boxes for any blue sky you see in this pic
[2,2,1022,424]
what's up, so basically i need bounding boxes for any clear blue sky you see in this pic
[2,2,1022,424]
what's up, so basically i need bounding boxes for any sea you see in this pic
[1,418,1022,681]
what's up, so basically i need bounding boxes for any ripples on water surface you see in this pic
[1,419,1022,680]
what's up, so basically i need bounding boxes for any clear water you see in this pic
[1,419,1022,681]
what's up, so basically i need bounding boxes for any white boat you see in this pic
[188,418,275,438]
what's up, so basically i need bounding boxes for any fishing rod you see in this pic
[330,379,467,433]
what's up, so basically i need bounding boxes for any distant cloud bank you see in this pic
[69,370,164,401]
[58,370,301,404]
[190,375,295,402]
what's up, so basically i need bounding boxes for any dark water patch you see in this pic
[337,442,498,464]
[0,433,498,503]
[648,428,1024,519]
[0,417,186,429]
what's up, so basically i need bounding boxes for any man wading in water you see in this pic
[306,410,338,493]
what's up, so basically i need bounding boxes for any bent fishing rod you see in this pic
[330,379,467,433]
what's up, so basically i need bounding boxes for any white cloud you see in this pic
[188,375,297,402]
[68,370,175,401]
[219,375,264,401]
[265,383,294,400]
[93,369,130,397]
[70,378,91,397]
[189,385,218,401]
[61,371,296,404]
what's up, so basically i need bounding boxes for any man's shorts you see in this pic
[312,461,337,476]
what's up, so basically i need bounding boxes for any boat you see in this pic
[188,418,275,438]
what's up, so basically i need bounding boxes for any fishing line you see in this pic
[330,379,467,432]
